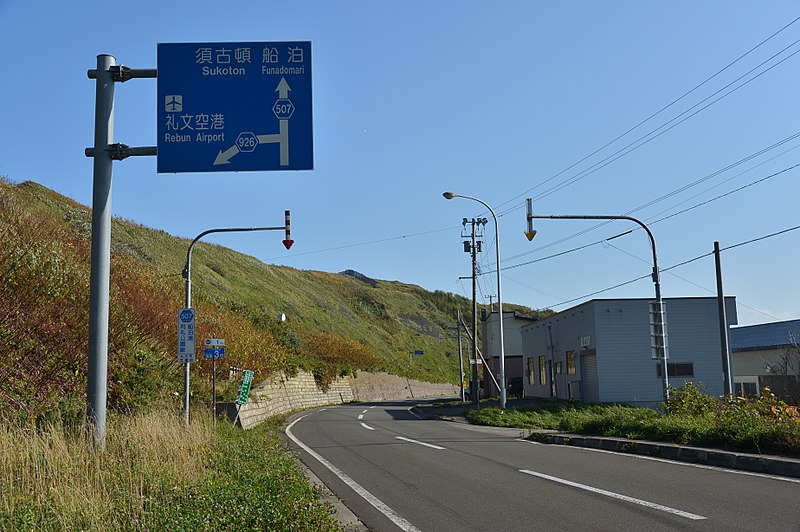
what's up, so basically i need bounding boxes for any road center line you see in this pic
[286,416,421,532]
[360,422,375,431]
[406,407,423,419]
[395,436,446,450]
[519,469,706,520]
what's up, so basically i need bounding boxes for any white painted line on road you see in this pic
[519,469,707,520]
[517,439,800,484]
[358,414,364,420]
[395,436,446,450]
[406,407,423,419]
[286,416,421,532]
[362,409,369,414]
[360,422,375,431]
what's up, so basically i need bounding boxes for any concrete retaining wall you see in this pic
[229,370,458,429]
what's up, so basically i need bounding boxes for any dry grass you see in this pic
[0,410,211,530]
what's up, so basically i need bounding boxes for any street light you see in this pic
[180,213,294,425]
[443,192,508,409]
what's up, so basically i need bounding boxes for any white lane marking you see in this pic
[358,414,364,420]
[406,407,423,419]
[369,405,377,409]
[361,422,375,431]
[520,469,706,520]
[395,436,446,450]
[286,416,420,531]
[516,439,800,484]
[362,409,369,414]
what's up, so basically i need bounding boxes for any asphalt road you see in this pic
[284,400,800,531]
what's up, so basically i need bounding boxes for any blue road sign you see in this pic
[157,42,313,173]
[177,308,196,363]
[203,347,225,359]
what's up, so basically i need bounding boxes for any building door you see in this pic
[580,351,600,402]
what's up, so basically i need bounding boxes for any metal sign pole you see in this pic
[212,357,217,427]
[85,56,157,448]
[87,54,116,450]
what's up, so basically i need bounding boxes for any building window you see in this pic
[527,358,536,385]
[539,355,546,385]
[656,362,694,378]
[555,361,563,374]
[735,382,758,397]
[734,377,759,397]
[566,350,576,375]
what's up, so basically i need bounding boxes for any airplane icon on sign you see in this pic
[165,95,183,112]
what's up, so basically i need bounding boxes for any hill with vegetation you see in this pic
[0,178,548,419]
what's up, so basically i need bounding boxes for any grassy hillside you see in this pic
[0,178,548,418]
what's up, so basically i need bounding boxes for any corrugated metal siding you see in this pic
[730,319,800,351]
[523,297,737,404]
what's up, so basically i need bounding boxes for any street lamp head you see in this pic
[442,192,456,200]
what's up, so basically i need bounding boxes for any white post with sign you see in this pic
[178,309,196,363]
[204,338,225,425]
[178,308,196,426]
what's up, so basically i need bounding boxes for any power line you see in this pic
[267,22,800,270]
[535,223,800,313]
[721,224,800,252]
[529,41,800,204]
[496,19,800,214]
[266,225,456,261]
[604,241,784,322]
[649,162,800,225]
[645,143,800,223]
[497,161,797,281]
[503,136,800,264]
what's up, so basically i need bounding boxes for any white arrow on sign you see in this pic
[214,78,292,166]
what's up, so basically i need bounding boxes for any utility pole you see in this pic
[457,310,465,402]
[460,217,486,404]
[714,241,734,396]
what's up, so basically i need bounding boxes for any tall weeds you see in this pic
[0,410,210,530]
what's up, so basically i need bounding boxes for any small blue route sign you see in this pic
[157,41,313,173]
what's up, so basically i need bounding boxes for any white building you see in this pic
[480,310,539,397]
[520,297,737,406]
[730,319,800,402]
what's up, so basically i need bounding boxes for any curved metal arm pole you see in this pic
[183,225,286,308]
[180,225,287,425]
[443,193,507,409]
[532,214,669,401]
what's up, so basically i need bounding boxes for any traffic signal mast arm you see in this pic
[524,198,669,400]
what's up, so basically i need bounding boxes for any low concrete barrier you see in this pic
[222,370,458,429]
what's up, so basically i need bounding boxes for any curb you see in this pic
[528,431,800,479]
[416,406,800,480]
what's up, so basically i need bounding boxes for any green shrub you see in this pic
[664,382,718,417]
[465,386,800,456]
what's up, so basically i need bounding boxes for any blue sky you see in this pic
[1,1,798,326]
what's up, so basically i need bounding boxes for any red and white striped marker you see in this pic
[282,210,294,250]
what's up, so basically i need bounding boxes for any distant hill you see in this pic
[0,178,548,417]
